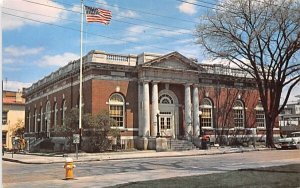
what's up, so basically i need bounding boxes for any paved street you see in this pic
[3,149,300,188]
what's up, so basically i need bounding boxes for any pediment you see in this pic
[142,52,199,71]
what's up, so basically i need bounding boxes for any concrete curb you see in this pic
[2,148,273,165]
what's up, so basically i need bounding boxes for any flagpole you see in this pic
[79,0,84,142]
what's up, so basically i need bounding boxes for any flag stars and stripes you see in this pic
[84,5,112,25]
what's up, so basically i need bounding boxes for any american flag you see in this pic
[84,5,112,25]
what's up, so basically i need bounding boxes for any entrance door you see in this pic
[159,112,173,137]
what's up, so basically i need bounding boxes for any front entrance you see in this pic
[159,112,173,137]
[158,90,179,139]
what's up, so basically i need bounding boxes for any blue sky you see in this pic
[2,0,300,102]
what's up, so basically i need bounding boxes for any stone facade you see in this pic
[23,50,279,151]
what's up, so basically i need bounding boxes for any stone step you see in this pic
[168,139,197,151]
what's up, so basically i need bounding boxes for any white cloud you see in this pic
[96,0,138,19]
[3,80,32,91]
[4,46,44,57]
[3,46,44,65]
[3,0,67,30]
[178,0,197,15]
[155,29,192,37]
[282,84,300,103]
[126,25,147,35]
[117,10,137,19]
[35,53,80,67]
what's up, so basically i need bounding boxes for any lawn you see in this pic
[109,164,300,188]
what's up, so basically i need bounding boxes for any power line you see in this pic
[84,0,200,25]
[2,6,193,42]
[3,12,198,57]
[21,0,194,37]
[2,6,79,24]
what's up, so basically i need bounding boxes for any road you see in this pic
[3,150,300,188]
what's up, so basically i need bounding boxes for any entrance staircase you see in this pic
[168,139,197,151]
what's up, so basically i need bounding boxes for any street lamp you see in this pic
[156,110,160,137]
[199,111,203,137]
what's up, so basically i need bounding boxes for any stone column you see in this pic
[143,81,150,137]
[184,84,192,139]
[138,82,143,137]
[193,85,200,137]
[151,82,159,137]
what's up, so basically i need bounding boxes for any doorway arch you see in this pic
[158,89,179,139]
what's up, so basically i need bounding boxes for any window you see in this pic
[2,111,8,125]
[255,102,265,128]
[233,100,245,128]
[2,132,7,146]
[159,94,173,104]
[109,93,125,127]
[200,98,213,128]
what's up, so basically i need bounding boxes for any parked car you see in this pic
[278,132,300,149]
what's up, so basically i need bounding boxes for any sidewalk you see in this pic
[2,146,271,164]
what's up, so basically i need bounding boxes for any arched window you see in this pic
[54,102,58,128]
[233,100,245,128]
[109,93,125,127]
[62,100,67,126]
[159,94,173,104]
[255,102,265,128]
[200,98,213,128]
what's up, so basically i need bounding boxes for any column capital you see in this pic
[151,80,160,84]
[184,83,192,87]
[139,80,151,84]
[192,84,200,88]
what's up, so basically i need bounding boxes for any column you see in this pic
[138,82,143,137]
[151,82,159,137]
[185,84,192,139]
[193,85,200,137]
[143,81,150,137]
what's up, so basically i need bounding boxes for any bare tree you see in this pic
[196,0,300,147]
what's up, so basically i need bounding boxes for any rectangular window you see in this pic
[160,117,165,130]
[109,105,124,127]
[256,110,265,128]
[201,108,212,127]
[2,111,8,125]
[2,132,7,146]
[234,109,244,127]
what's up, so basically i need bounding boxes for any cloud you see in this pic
[126,25,147,35]
[3,80,32,91]
[178,0,197,15]
[155,29,192,37]
[95,0,138,19]
[3,0,67,30]
[3,46,44,65]
[35,53,80,67]
[4,46,44,57]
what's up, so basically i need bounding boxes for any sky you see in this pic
[2,0,300,103]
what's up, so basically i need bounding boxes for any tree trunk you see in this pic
[265,117,275,148]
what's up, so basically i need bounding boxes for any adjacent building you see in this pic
[2,90,25,150]
[279,95,300,134]
[23,50,278,151]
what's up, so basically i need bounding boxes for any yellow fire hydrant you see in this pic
[64,157,76,180]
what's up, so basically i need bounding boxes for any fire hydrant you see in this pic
[64,157,76,180]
